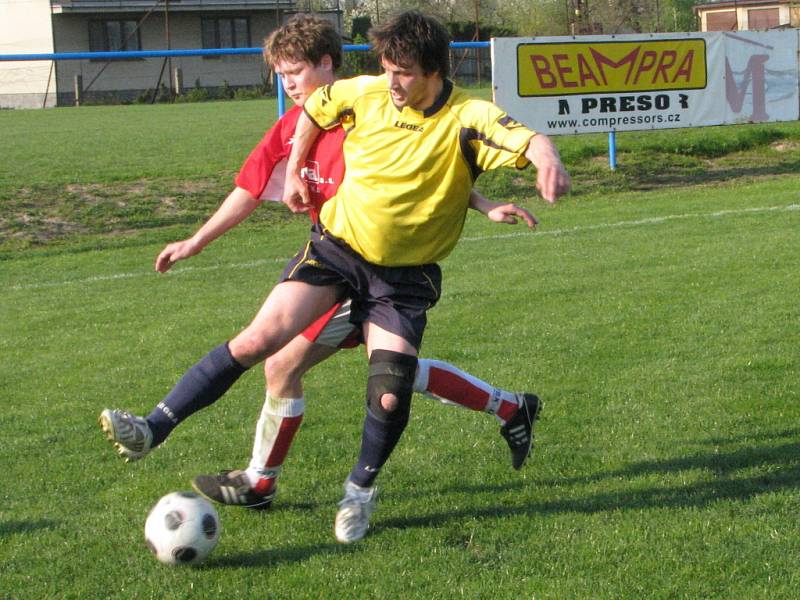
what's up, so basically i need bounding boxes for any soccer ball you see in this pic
[144,491,220,565]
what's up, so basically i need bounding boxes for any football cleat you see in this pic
[99,409,153,462]
[334,479,378,543]
[192,470,276,510]
[500,393,542,470]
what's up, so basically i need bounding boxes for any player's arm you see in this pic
[524,133,570,204]
[282,110,323,213]
[155,186,260,273]
[468,189,537,228]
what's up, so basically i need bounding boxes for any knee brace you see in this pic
[366,350,418,423]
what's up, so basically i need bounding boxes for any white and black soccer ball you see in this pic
[144,491,220,565]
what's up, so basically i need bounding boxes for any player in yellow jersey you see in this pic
[281,12,570,542]
[98,14,554,534]
[100,12,567,545]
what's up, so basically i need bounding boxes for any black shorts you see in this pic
[281,225,442,350]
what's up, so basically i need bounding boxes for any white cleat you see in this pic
[334,479,378,543]
[98,409,153,462]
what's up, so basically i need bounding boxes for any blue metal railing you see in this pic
[0,41,491,118]
[0,42,488,62]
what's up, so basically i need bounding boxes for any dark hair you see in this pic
[263,14,342,71]
[369,11,450,78]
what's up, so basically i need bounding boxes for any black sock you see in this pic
[146,342,247,446]
[349,409,408,488]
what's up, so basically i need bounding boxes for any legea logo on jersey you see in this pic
[394,120,424,132]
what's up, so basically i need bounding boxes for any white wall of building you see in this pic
[0,0,57,108]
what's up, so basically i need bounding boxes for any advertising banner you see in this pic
[492,31,799,135]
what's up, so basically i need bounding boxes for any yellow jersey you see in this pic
[303,75,536,266]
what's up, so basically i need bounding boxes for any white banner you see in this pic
[492,31,799,135]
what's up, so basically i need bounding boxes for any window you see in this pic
[201,17,251,49]
[705,10,738,31]
[748,8,779,30]
[89,19,141,52]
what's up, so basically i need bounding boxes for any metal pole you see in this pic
[276,71,285,116]
[165,0,173,98]
[42,60,55,108]
[475,0,481,85]
[609,131,617,170]
[74,74,83,106]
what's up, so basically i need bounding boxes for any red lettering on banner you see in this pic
[632,50,657,84]
[653,50,677,83]
[524,44,702,93]
[553,54,578,87]
[673,51,694,83]
[529,55,557,88]
[576,53,601,86]
[590,47,640,85]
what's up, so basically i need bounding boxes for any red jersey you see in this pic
[235,104,346,218]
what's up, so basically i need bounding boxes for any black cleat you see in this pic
[500,393,542,470]
[192,470,276,510]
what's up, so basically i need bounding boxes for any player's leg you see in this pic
[414,359,521,421]
[414,358,541,469]
[99,280,341,461]
[333,258,440,543]
[246,299,362,491]
[249,337,340,489]
[191,300,361,508]
[335,322,418,543]
[350,323,417,488]
[191,334,339,508]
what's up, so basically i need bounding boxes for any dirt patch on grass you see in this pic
[770,140,800,152]
[1,178,228,249]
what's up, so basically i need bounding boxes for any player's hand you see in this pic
[155,239,201,273]
[486,203,538,228]
[282,172,312,214]
[536,160,571,204]
[526,134,571,203]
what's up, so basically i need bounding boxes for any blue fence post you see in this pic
[609,131,617,170]
[276,72,285,117]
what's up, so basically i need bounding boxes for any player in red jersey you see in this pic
[99,14,544,511]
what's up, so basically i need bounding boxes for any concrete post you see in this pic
[173,67,183,96]
[73,74,82,106]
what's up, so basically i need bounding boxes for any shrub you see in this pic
[175,87,210,103]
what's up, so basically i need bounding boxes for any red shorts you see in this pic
[301,298,362,349]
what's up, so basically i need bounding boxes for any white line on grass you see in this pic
[8,257,288,291]
[460,203,800,242]
[9,203,799,292]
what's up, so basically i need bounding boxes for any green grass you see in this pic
[1,99,799,599]
[3,94,800,253]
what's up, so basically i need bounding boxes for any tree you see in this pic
[494,0,570,36]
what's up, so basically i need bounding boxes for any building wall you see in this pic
[51,10,281,105]
[0,0,57,109]
[699,4,792,31]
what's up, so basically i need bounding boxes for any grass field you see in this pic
[1,99,799,599]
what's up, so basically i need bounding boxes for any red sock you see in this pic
[419,359,521,424]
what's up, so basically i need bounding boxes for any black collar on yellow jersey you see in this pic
[393,79,454,118]
[422,78,453,118]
